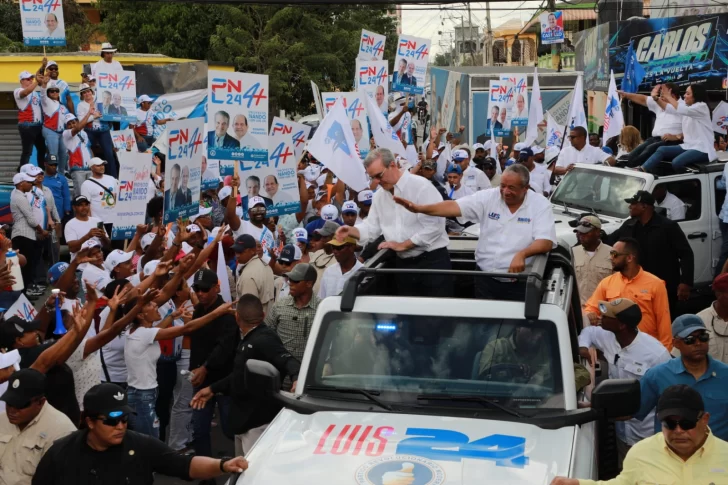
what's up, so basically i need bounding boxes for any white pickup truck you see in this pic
[459,162,727,288]
[231,248,640,485]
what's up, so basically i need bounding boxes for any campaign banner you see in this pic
[112,151,153,240]
[439,71,460,133]
[356,60,389,117]
[269,118,311,160]
[486,75,529,137]
[608,15,726,91]
[260,117,304,217]
[164,118,203,223]
[200,155,221,191]
[5,294,37,322]
[713,101,728,134]
[540,11,565,45]
[20,0,66,46]
[546,111,565,148]
[575,23,610,91]
[429,67,469,136]
[110,129,138,152]
[96,70,137,123]
[322,92,370,159]
[358,29,386,61]
[207,71,269,163]
[392,34,430,95]
[147,89,206,140]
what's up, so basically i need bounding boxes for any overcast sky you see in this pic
[400,2,544,55]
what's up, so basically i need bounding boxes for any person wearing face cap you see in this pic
[228,193,276,258]
[75,82,117,179]
[578,298,670,464]
[134,94,173,151]
[550,384,728,485]
[15,68,46,167]
[11,172,49,297]
[232,234,274,314]
[356,189,373,221]
[453,148,491,192]
[273,244,302,301]
[305,203,343,235]
[418,159,449,201]
[308,221,339,295]
[318,236,364,299]
[0,369,76,485]
[43,154,71,224]
[516,148,550,196]
[571,215,612,305]
[37,67,70,175]
[696,272,728,363]
[32,382,249,485]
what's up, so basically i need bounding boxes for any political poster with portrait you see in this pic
[206,70,269,165]
[200,151,221,191]
[112,151,153,240]
[256,116,304,217]
[439,70,460,133]
[20,0,66,46]
[486,75,529,137]
[503,74,529,128]
[270,118,311,160]
[356,60,389,117]
[110,129,138,153]
[540,11,565,45]
[322,92,370,159]
[95,70,137,123]
[164,118,203,223]
[357,29,386,61]
[391,34,430,95]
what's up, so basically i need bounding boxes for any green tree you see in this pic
[433,52,453,67]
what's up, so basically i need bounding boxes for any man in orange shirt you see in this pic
[584,237,673,351]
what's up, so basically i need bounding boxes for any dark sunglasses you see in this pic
[47,89,60,94]
[46,66,59,71]
[96,414,129,426]
[331,245,352,251]
[681,332,710,345]
[662,417,698,431]
[193,285,213,293]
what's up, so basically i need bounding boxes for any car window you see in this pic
[551,168,645,218]
[715,174,726,217]
[307,312,565,409]
[652,180,700,222]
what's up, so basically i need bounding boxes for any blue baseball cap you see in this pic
[447,165,462,175]
[602,146,614,155]
[48,262,69,285]
[672,314,706,339]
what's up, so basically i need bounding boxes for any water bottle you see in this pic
[180,369,196,382]
[6,251,24,292]
[50,227,58,245]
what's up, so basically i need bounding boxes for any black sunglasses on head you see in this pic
[96,414,129,426]
[681,332,710,345]
[662,416,699,431]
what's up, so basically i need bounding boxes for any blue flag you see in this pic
[622,40,646,93]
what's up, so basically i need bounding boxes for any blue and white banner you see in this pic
[603,70,624,147]
[270,118,311,160]
[207,70,269,163]
[546,111,565,148]
[356,60,389,117]
[539,11,565,45]
[113,151,153,240]
[110,129,138,152]
[358,29,386,61]
[392,34,430,95]
[148,89,206,139]
[96,70,137,123]
[164,118,203,223]
[200,155,221,191]
[20,0,65,46]
[262,117,304,217]
[322,92,370,159]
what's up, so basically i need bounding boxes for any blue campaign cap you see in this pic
[48,262,70,285]
[447,165,462,175]
[672,314,706,339]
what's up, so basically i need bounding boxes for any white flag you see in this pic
[437,143,450,179]
[308,98,370,192]
[364,92,405,156]
[566,74,587,133]
[216,242,232,304]
[712,101,728,134]
[603,70,624,147]
[525,69,544,146]
[546,111,566,149]
[5,294,37,322]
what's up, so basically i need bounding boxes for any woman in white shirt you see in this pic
[640,84,716,173]
[123,296,233,438]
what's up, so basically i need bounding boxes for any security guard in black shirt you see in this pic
[32,383,248,485]
[191,294,300,457]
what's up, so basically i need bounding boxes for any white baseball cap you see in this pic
[47,60,58,68]
[314,190,327,203]
[20,164,43,176]
[249,196,266,208]
[140,233,156,250]
[138,94,153,103]
[64,113,77,123]
[89,157,106,166]
[303,165,320,182]
[452,149,468,161]
[104,249,134,273]
[342,201,359,214]
[189,206,213,222]
[531,145,545,155]
[79,83,93,93]
[18,71,34,80]
[473,143,485,151]
[81,239,101,251]
[218,186,232,201]
[321,204,339,221]
[13,173,36,185]
[357,190,373,205]
[185,224,201,234]
[514,142,527,151]
[143,259,160,277]
[293,227,308,243]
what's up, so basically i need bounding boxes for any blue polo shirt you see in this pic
[635,355,728,441]
[43,172,71,215]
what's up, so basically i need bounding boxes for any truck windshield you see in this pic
[307,312,566,410]
[551,167,646,218]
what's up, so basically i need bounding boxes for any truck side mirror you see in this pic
[245,359,281,397]
[591,378,641,418]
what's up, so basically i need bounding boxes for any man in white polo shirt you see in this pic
[555,126,614,175]
[393,164,556,299]
[453,149,491,192]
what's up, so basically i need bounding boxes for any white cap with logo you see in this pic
[321,204,339,221]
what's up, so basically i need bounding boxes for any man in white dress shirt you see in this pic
[335,148,452,297]
[653,185,686,221]
[393,164,556,299]
[518,148,551,196]
[555,126,614,175]
[318,237,364,299]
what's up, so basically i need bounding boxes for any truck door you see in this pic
[711,170,726,275]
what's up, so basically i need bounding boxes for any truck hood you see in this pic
[551,205,624,247]
[235,409,575,485]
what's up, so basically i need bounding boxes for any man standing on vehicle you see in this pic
[335,148,452,297]
[608,191,694,319]
[584,237,673,350]
[555,126,614,175]
[578,299,670,465]
[571,216,612,305]
[392,164,556,299]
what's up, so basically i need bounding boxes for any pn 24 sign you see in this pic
[169,127,203,160]
[211,78,267,108]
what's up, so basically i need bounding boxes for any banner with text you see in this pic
[575,23,610,91]
[20,0,66,46]
[358,29,386,61]
[356,60,389,117]
[207,70,268,164]
[540,11,565,45]
[111,129,138,153]
[392,34,430,95]
[164,118,203,223]
[322,92,371,159]
[96,70,137,123]
[261,117,304,217]
[113,151,153,240]
[486,75,529,137]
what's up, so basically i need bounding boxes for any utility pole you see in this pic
[548,0,561,70]
[466,3,477,65]
[485,1,493,66]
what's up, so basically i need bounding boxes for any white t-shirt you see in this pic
[63,129,92,171]
[646,96,682,138]
[462,166,491,192]
[232,220,276,255]
[81,175,117,224]
[97,306,128,383]
[91,59,124,78]
[124,326,161,390]
[529,164,552,195]
[77,100,105,131]
[656,191,686,221]
[64,216,106,261]
[456,188,557,272]
[444,183,474,201]
[318,260,364,299]
[556,144,610,168]
[65,339,102,410]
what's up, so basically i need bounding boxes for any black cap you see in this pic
[624,190,655,206]
[0,369,46,408]
[83,383,135,417]
[284,263,317,283]
[657,384,704,422]
[192,268,218,291]
[46,154,59,165]
[231,234,256,253]
[0,317,40,349]
[519,148,534,158]
[73,195,90,205]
